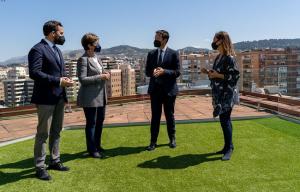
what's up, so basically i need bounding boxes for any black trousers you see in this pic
[83,106,106,153]
[150,92,176,143]
[219,109,234,151]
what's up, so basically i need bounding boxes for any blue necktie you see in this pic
[53,45,63,76]
[52,45,61,62]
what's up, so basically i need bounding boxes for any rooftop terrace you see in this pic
[0,116,299,191]
[0,90,276,144]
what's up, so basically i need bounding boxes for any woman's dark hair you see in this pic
[81,33,99,50]
[43,20,63,36]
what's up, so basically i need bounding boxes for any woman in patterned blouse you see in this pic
[201,31,240,161]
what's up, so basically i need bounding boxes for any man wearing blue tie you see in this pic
[145,30,181,151]
[28,20,74,180]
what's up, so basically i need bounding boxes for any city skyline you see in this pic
[0,0,300,61]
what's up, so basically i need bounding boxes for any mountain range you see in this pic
[234,38,300,50]
[1,38,300,66]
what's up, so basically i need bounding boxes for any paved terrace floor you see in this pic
[0,95,270,143]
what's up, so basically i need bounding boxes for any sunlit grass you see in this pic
[0,117,299,192]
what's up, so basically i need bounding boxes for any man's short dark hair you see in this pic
[43,20,63,36]
[156,30,169,42]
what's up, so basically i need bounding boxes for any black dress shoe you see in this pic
[217,147,234,154]
[89,152,104,159]
[145,143,156,151]
[222,149,233,161]
[169,139,176,148]
[48,162,70,171]
[36,168,52,181]
[98,146,105,152]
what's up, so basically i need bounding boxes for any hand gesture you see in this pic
[201,68,210,74]
[60,77,74,87]
[100,72,110,80]
[208,70,223,79]
[153,67,165,77]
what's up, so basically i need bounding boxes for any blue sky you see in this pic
[0,0,299,61]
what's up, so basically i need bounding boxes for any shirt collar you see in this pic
[158,45,167,52]
[44,38,55,47]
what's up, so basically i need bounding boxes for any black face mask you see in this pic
[94,44,101,53]
[211,42,218,50]
[154,40,162,48]
[54,35,65,45]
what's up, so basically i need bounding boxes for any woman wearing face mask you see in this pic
[201,31,240,161]
[77,33,110,158]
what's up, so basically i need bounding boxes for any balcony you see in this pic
[1,89,299,142]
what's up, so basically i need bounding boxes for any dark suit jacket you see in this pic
[145,47,181,96]
[28,39,67,105]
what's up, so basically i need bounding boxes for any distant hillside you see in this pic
[101,45,151,57]
[178,47,209,54]
[64,45,151,60]
[0,45,151,66]
[2,39,300,66]
[0,56,28,66]
[234,38,300,50]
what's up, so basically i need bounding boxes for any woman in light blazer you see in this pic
[77,33,110,158]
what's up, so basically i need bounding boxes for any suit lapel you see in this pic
[96,57,107,102]
[154,49,159,67]
[42,40,63,71]
[161,48,170,67]
[97,57,105,73]
[87,57,101,73]
[54,47,64,76]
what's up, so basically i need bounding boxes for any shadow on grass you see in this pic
[137,152,220,169]
[0,151,85,185]
[104,144,169,157]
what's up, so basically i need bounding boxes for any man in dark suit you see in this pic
[145,30,181,151]
[28,20,74,180]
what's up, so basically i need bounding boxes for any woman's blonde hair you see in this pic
[215,31,235,56]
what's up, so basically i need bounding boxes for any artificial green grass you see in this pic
[0,117,299,192]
